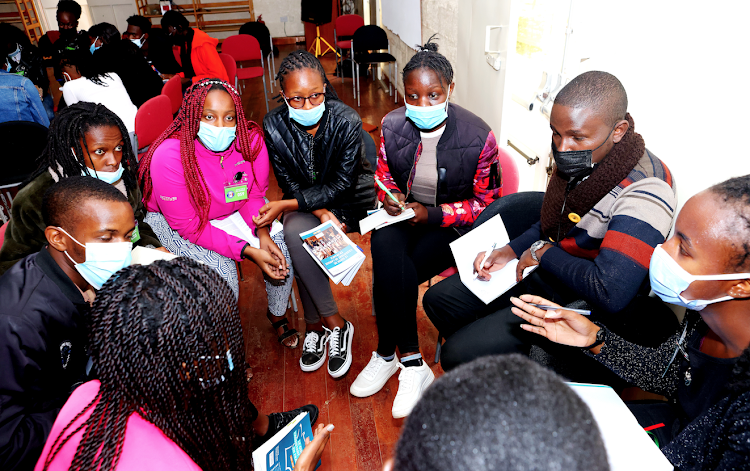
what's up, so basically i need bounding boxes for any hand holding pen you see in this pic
[375,176,406,215]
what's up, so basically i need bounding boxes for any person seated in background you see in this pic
[88,22,163,107]
[0,176,135,470]
[385,354,609,471]
[0,103,163,276]
[160,10,229,86]
[511,174,750,471]
[139,79,296,347]
[35,258,322,471]
[37,0,86,110]
[257,50,377,378]
[423,71,679,380]
[349,38,502,419]
[55,47,138,148]
[0,23,53,120]
[0,59,49,126]
[122,15,181,79]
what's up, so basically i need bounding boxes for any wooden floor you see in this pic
[236,46,445,471]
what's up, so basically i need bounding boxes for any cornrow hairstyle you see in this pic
[41,258,257,471]
[57,46,109,86]
[139,79,264,232]
[402,34,454,91]
[28,102,138,191]
[275,49,340,102]
[709,174,750,272]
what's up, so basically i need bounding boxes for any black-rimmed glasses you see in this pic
[283,89,326,109]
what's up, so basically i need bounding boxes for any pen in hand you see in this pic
[474,242,497,280]
[374,176,405,210]
[527,303,591,316]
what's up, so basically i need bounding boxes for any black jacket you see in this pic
[381,103,498,210]
[263,99,372,228]
[93,40,164,107]
[0,248,89,470]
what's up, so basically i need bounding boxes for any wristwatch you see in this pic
[583,324,606,349]
[530,240,551,263]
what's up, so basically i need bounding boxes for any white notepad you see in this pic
[210,212,282,249]
[359,208,416,234]
[449,215,535,304]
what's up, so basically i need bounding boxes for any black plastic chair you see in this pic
[0,121,48,224]
[239,21,276,91]
[351,25,398,107]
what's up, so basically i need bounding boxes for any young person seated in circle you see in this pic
[423,71,679,379]
[386,355,609,471]
[34,258,323,471]
[160,10,229,86]
[55,47,138,150]
[0,176,136,470]
[511,174,750,471]
[88,22,163,107]
[122,15,181,80]
[139,79,298,347]
[257,50,376,378]
[348,39,502,419]
[0,102,163,276]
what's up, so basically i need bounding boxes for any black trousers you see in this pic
[371,223,461,355]
[423,267,679,386]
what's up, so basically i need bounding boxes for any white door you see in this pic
[87,0,137,33]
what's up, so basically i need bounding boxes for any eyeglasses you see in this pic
[283,90,326,109]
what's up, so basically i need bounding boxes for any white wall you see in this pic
[534,0,750,210]
[253,0,304,37]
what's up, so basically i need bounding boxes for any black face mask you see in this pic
[551,124,616,180]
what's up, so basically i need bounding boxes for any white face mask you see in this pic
[130,36,145,48]
[649,245,750,311]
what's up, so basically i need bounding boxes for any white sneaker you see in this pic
[391,361,434,419]
[350,352,400,398]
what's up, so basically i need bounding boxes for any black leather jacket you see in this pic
[263,99,372,228]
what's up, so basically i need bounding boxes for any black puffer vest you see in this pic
[381,103,498,205]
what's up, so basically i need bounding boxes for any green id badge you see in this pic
[225,184,248,203]
[131,225,141,243]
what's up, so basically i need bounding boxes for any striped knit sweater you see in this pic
[509,149,677,313]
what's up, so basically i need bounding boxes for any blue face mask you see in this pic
[198,121,237,152]
[405,96,450,131]
[83,163,125,184]
[287,100,325,127]
[57,227,133,290]
[649,245,750,311]
[89,37,100,54]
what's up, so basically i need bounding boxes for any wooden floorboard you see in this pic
[236,45,442,471]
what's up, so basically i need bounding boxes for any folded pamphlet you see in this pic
[449,215,535,304]
[210,212,283,249]
[359,208,416,234]
[251,411,320,471]
[567,383,673,470]
[299,221,365,286]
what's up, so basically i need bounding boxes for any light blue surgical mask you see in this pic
[57,227,133,290]
[130,36,145,48]
[198,121,237,152]
[287,100,325,127]
[83,163,125,184]
[90,37,100,54]
[404,96,450,131]
[649,245,750,311]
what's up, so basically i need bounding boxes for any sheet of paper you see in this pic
[210,212,281,248]
[130,246,178,265]
[568,383,674,471]
[449,215,533,304]
[359,208,416,234]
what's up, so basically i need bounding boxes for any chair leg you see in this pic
[262,74,269,113]
[267,54,273,93]
[351,42,356,95]
[394,61,398,103]
[290,285,298,312]
[356,63,361,107]
[270,37,276,87]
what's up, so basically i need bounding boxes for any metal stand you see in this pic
[308,25,339,58]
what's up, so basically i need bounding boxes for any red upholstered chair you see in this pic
[334,14,364,82]
[0,222,7,247]
[218,53,237,89]
[161,76,183,116]
[221,34,269,112]
[135,95,173,161]
[497,147,520,195]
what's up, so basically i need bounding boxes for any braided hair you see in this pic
[139,79,263,232]
[28,102,137,191]
[41,258,257,471]
[275,49,339,102]
[58,46,109,86]
[402,34,454,91]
